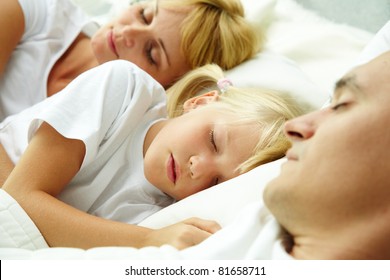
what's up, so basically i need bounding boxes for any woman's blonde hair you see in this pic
[161,0,263,71]
[167,64,306,173]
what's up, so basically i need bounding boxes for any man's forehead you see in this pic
[338,51,390,93]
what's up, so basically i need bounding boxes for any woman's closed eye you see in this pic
[145,41,157,65]
[139,8,151,25]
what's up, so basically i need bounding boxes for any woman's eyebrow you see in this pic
[155,0,159,15]
[159,39,171,66]
[154,0,171,67]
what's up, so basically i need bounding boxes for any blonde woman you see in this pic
[0,0,262,120]
[1,60,302,249]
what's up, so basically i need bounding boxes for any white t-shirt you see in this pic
[0,0,97,120]
[0,60,174,224]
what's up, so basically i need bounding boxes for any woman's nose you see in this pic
[122,25,147,48]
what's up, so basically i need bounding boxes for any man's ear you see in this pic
[182,90,219,113]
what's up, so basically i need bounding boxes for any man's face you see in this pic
[264,51,390,238]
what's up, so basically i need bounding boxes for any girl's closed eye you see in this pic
[209,129,218,152]
[208,130,219,188]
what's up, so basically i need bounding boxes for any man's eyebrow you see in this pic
[333,74,361,100]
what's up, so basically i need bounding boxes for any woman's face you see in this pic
[91,1,191,87]
[264,51,390,237]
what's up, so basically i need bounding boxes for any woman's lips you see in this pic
[107,30,119,57]
[167,154,178,184]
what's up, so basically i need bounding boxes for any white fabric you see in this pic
[0,0,96,120]
[0,189,48,249]
[140,158,283,228]
[181,203,292,260]
[241,0,277,29]
[0,60,174,224]
[0,157,291,259]
[355,20,390,65]
[225,51,326,110]
[0,201,292,260]
[264,0,373,95]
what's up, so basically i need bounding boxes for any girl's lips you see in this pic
[107,30,119,57]
[167,154,178,184]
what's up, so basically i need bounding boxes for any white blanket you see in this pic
[0,190,48,249]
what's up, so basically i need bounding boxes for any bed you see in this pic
[0,0,383,259]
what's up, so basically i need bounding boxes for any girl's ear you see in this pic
[182,90,219,113]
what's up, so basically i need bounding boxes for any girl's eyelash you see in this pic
[209,130,217,152]
[209,130,219,188]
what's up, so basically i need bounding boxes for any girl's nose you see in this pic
[189,155,214,179]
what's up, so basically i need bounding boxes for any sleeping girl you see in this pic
[0,60,304,249]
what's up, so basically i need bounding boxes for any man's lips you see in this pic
[107,30,119,57]
[167,154,178,184]
[286,149,298,161]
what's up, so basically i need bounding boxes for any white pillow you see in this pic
[139,158,284,228]
[264,0,373,96]
[225,51,329,109]
[241,0,277,29]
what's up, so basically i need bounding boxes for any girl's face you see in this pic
[91,1,191,87]
[143,105,260,200]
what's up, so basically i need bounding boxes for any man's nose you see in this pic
[284,109,325,140]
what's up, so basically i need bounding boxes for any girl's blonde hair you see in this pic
[167,64,307,173]
[160,0,263,71]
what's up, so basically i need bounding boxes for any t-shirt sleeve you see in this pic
[18,0,47,39]
[28,60,166,167]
